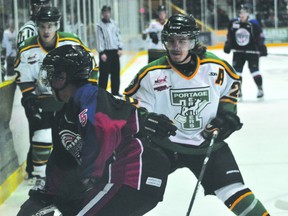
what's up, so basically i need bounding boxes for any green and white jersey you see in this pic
[14,32,90,95]
[124,52,240,146]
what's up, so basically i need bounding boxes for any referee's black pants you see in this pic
[99,50,121,95]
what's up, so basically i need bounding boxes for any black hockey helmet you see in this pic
[31,0,51,6]
[30,0,51,16]
[162,14,199,42]
[157,5,166,12]
[101,5,111,13]
[239,4,250,13]
[41,45,93,88]
[161,14,200,57]
[35,6,61,23]
[35,6,61,29]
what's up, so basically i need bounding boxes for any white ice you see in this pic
[1,47,288,216]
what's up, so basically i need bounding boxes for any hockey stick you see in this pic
[275,200,288,210]
[186,130,219,216]
[231,49,288,57]
[267,53,288,57]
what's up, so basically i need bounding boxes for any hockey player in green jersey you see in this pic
[14,6,97,186]
[124,14,270,215]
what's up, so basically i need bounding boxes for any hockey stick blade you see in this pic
[275,200,288,210]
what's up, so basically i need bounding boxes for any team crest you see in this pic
[59,130,82,150]
[59,130,83,165]
[171,88,210,130]
[235,28,250,46]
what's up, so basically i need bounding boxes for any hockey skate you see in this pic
[257,88,264,98]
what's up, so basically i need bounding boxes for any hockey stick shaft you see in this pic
[232,49,288,56]
[186,130,218,216]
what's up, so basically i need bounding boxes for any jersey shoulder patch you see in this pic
[201,52,239,80]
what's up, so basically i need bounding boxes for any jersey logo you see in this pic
[235,28,250,46]
[79,109,88,127]
[59,130,83,165]
[27,54,38,65]
[171,88,210,130]
[153,76,171,91]
[208,72,217,76]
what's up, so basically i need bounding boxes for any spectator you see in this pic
[96,5,123,96]
[1,18,17,77]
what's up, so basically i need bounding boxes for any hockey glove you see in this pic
[202,112,243,142]
[259,45,268,56]
[149,32,159,44]
[21,93,42,121]
[223,41,231,54]
[143,112,177,139]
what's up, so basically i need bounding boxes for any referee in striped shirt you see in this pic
[96,5,123,96]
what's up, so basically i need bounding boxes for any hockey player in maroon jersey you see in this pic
[124,13,270,215]
[224,5,267,98]
[17,45,177,216]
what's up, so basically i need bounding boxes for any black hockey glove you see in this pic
[149,32,159,44]
[142,112,177,139]
[259,45,268,56]
[223,41,231,54]
[21,93,42,121]
[202,112,243,142]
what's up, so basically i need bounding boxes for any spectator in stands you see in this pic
[1,18,17,78]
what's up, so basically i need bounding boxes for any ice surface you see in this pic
[1,47,288,216]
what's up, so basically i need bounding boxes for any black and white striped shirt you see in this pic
[17,20,38,48]
[96,19,122,53]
